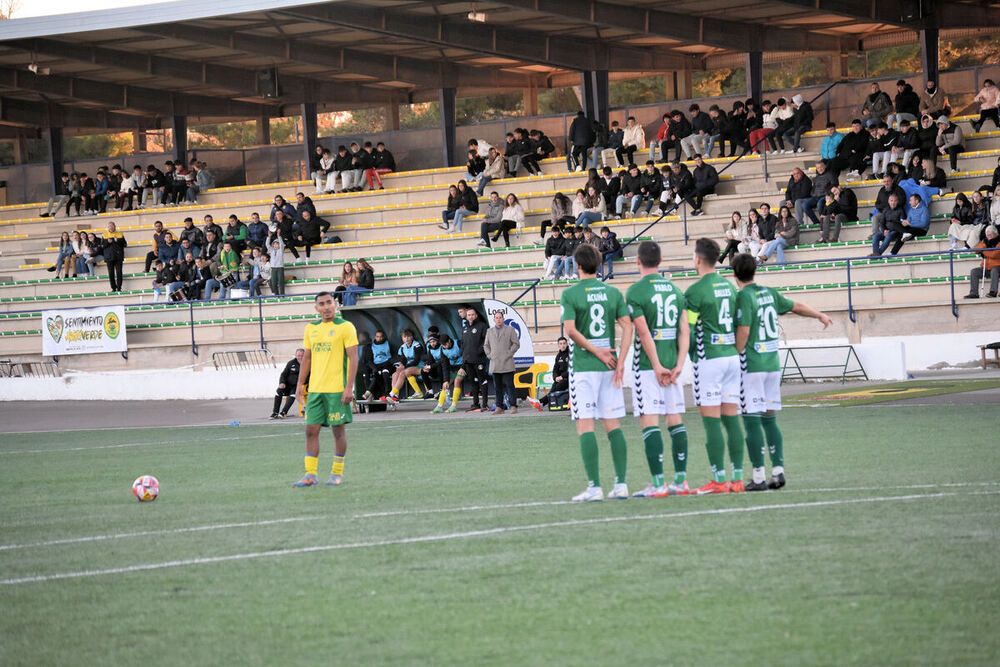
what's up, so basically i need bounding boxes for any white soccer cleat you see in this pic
[633,484,667,498]
[571,486,604,502]
[606,483,629,500]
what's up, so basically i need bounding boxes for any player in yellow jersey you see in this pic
[294,291,359,487]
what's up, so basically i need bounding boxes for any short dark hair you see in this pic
[689,103,700,112]
[315,291,332,301]
[694,237,721,264]
[574,243,601,275]
[364,141,373,148]
[637,240,661,268]
[401,328,415,337]
[558,336,568,343]
[732,253,757,282]
[826,121,837,129]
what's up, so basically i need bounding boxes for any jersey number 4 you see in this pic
[719,298,733,332]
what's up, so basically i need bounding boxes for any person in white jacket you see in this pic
[972,79,1000,132]
[621,116,645,167]
[314,149,336,193]
[771,98,796,153]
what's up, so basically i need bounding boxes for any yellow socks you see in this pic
[331,454,345,476]
[390,387,399,398]
[407,376,422,393]
[437,390,447,406]
[304,455,318,476]
[452,386,461,404]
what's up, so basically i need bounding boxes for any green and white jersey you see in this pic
[625,274,685,371]
[736,283,795,372]
[560,277,627,372]
[684,272,738,361]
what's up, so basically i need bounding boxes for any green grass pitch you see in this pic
[1,405,998,665]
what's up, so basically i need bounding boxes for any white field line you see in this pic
[1,491,991,586]
[1,481,996,552]
[0,517,317,552]
[0,433,287,455]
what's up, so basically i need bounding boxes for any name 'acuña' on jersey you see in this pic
[683,272,738,361]
[560,277,628,373]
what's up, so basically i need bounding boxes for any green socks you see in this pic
[642,426,665,487]
[742,414,766,469]
[579,431,600,488]
[668,424,688,483]
[701,416,727,482]
[608,428,628,485]
[762,412,784,469]
[722,414,744,481]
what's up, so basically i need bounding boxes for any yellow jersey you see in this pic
[302,317,358,393]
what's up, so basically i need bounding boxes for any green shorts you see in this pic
[305,391,353,427]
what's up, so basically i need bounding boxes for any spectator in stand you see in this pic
[348,142,366,192]
[568,110,595,172]
[729,100,750,155]
[360,142,386,190]
[577,183,607,227]
[468,137,493,158]
[465,149,485,184]
[91,171,109,214]
[888,80,921,129]
[503,132,519,177]
[966,225,1000,298]
[935,116,964,172]
[539,336,570,409]
[784,167,813,226]
[541,191,575,241]
[562,226,583,279]
[741,209,764,258]
[189,256,211,299]
[116,165,142,211]
[690,154,719,216]
[719,211,745,265]
[600,166,621,205]
[440,180,478,232]
[295,192,316,221]
[65,173,83,217]
[143,221,168,272]
[757,205,798,265]
[946,193,977,249]
[333,261,356,305]
[372,142,396,186]
[477,191,504,248]
[972,79,1000,132]
[151,260,170,301]
[817,193,842,243]
[682,104,712,158]
[79,172,96,215]
[492,193,526,247]
[991,157,1000,192]
[771,98,795,152]
[608,120,625,167]
[141,164,166,208]
[650,113,671,162]
[244,212,268,251]
[172,252,199,299]
[830,119,869,179]
[484,310,521,415]
[870,194,905,256]
[529,129,554,164]
[917,114,939,159]
[615,164,643,218]
[196,161,214,191]
[104,165,123,210]
[783,94,814,154]
[820,122,844,169]
[176,162,195,204]
[223,215,248,254]
[830,185,857,241]
[802,160,837,227]
[636,161,663,216]
[887,193,931,255]
[920,80,950,119]
[870,174,907,241]
[310,145,326,194]
[201,253,224,300]
[341,257,374,306]
[178,217,205,258]
[478,147,504,196]
[40,172,70,218]
[51,231,75,278]
[102,222,127,292]
[893,120,920,169]
[295,209,328,258]
[861,82,893,128]
[572,189,586,221]
[758,202,777,241]
[328,145,352,193]
[870,123,899,178]
[84,232,105,276]
[218,241,241,298]
[158,232,181,266]
[268,237,285,295]
[237,248,269,296]
[663,110,691,162]
[201,229,222,262]
[748,100,776,154]
[516,128,541,176]
[621,117,644,167]
[542,227,567,280]
[663,161,695,212]
[598,226,622,279]
[270,209,298,259]
[270,195,296,224]
[587,119,610,170]
[707,104,732,158]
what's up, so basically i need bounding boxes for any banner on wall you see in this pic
[41,306,127,356]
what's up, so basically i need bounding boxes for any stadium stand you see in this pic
[1,107,998,372]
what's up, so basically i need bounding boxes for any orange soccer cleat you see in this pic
[694,480,731,495]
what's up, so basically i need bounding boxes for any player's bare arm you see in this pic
[736,325,750,355]
[342,344,359,406]
[791,302,833,328]
[296,348,312,406]
[564,319,616,369]
[613,315,633,388]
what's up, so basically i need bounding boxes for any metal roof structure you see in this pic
[0,0,997,133]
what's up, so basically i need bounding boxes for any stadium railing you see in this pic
[0,359,61,378]
[212,349,277,371]
[780,345,869,383]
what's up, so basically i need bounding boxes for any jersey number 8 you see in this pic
[588,303,606,337]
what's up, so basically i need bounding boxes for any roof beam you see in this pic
[0,96,162,130]
[3,38,400,107]
[134,24,547,90]
[765,0,919,27]
[488,0,852,53]
[0,66,274,118]
[274,4,699,72]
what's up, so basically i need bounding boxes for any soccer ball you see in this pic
[132,475,160,502]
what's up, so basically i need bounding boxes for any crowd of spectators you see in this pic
[310,141,396,194]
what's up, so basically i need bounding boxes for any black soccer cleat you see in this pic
[269,413,279,420]
[768,473,786,489]
[745,480,769,492]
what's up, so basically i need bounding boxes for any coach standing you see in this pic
[460,307,489,413]
[484,311,521,415]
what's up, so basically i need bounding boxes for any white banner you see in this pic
[41,306,127,356]
[483,299,535,366]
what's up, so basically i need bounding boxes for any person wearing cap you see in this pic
[934,116,964,172]
[888,80,920,129]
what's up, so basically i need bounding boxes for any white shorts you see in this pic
[692,356,741,407]
[570,370,626,421]
[742,370,782,414]
[632,369,686,416]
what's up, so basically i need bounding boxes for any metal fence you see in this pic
[2,64,998,207]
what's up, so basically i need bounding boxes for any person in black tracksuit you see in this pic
[271,349,304,418]
[460,308,490,412]
[540,338,570,408]
[420,336,452,401]
[360,330,395,401]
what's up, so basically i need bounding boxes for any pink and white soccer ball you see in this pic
[132,475,160,502]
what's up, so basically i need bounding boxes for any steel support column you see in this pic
[46,126,63,198]
[439,87,457,167]
[920,29,939,86]
[581,70,609,127]
[171,115,187,164]
[746,51,763,103]
[301,102,318,177]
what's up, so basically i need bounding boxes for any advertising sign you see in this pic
[41,306,127,356]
